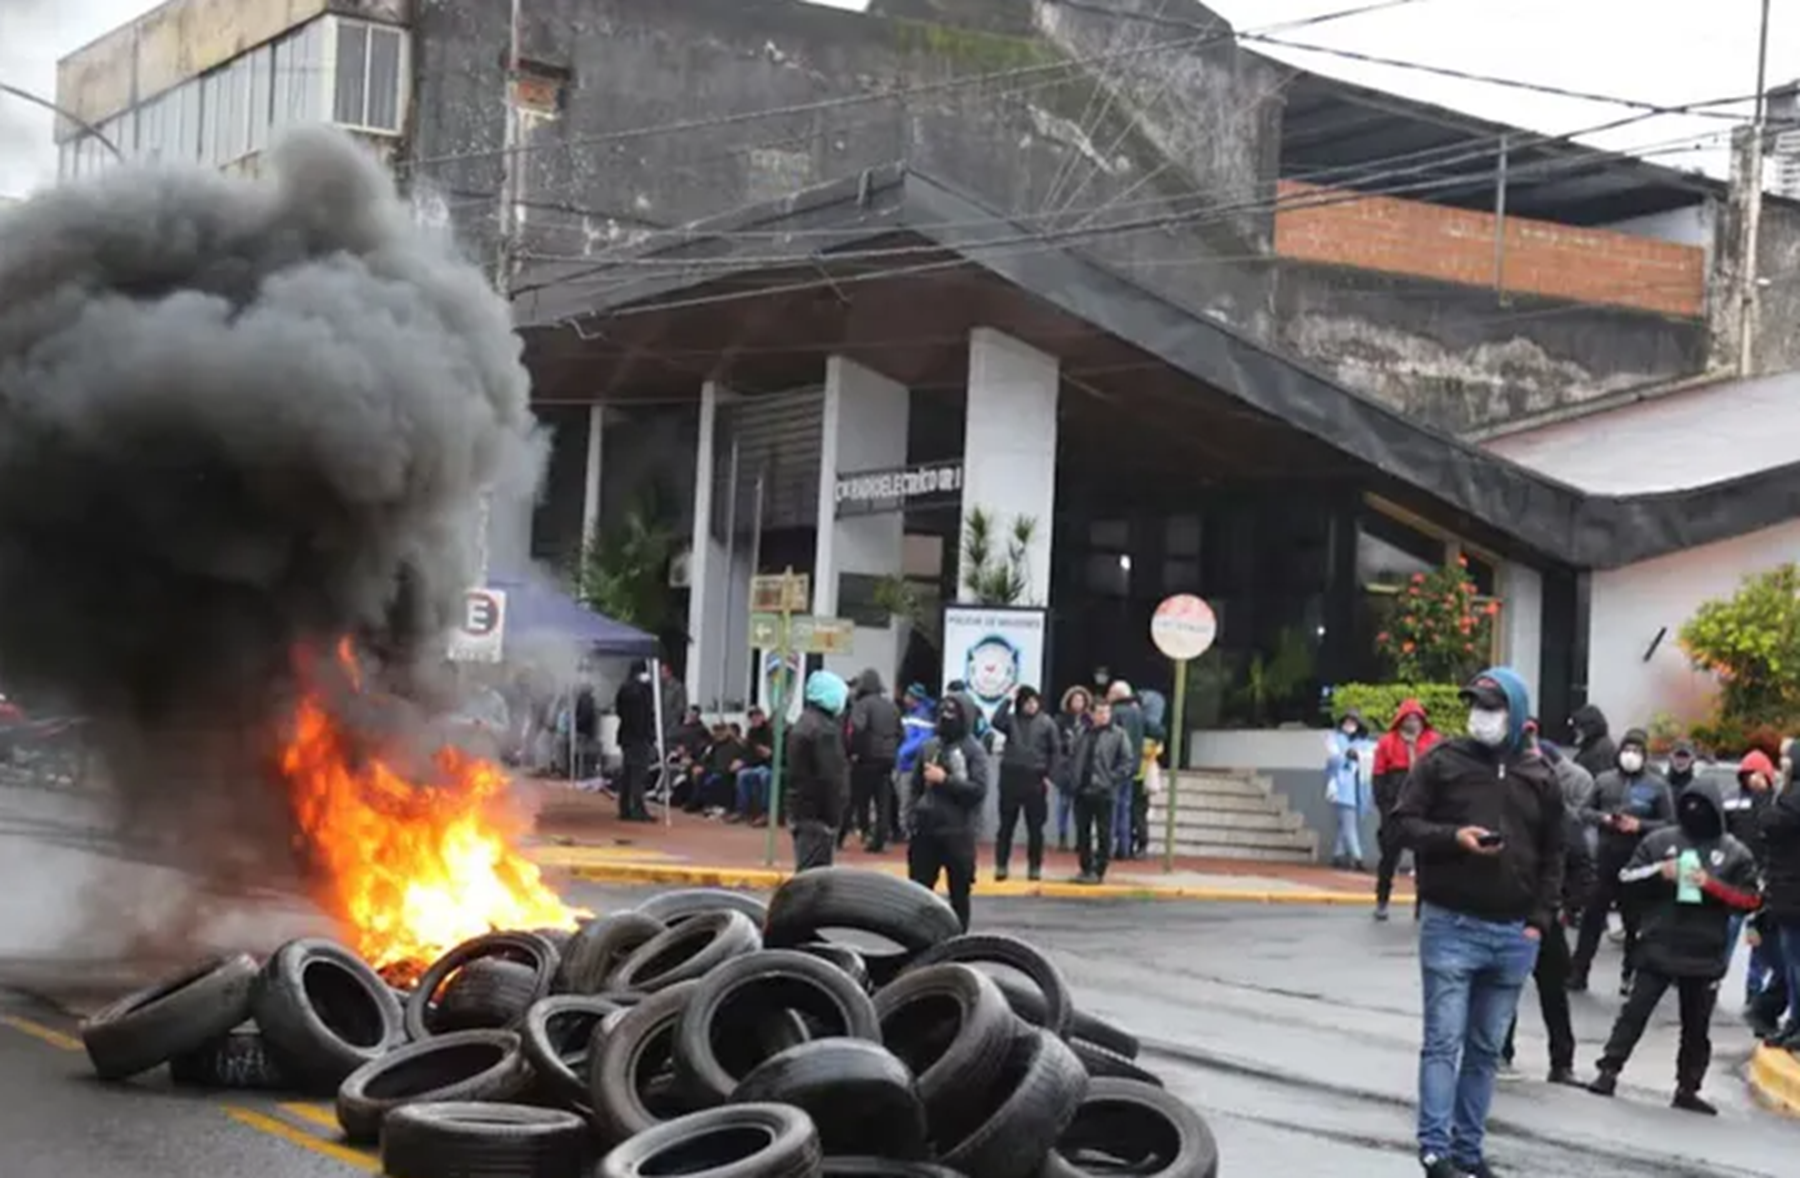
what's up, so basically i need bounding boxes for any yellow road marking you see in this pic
[0,1014,82,1052]
[279,1101,342,1131]
[226,1107,379,1172]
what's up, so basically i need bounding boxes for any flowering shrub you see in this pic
[1375,558,1499,684]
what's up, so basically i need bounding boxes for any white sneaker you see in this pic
[1495,1059,1523,1082]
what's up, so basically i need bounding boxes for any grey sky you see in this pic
[1,0,1795,199]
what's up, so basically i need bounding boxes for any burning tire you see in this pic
[406,931,559,1040]
[80,953,260,1081]
[251,938,404,1091]
[520,995,622,1110]
[902,934,1073,1040]
[873,964,1016,1146]
[380,1102,591,1178]
[598,1104,821,1178]
[590,981,706,1144]
[557,912,666,995]
[763,869,960,979]
[986,975,1138,1060]
[336,1029,532,1145]
[635,888,770,928]
[730,1039,927,1161]
[1038,1078,1220,1178]
[1068,1039,1163,1088]
[168,1024,289,1091]
[936,1029,1087,1178]
[674,949,881,1106]
[608,910,762,995]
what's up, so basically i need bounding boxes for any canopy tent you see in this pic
[484,578,657,659]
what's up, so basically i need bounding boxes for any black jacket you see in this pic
[1759,782,1800,923]
[613,678,656,747]
[909,734,989,841]
[1068,721,1135,800]
[1583,769,1674,861]
[786,705,850,828]
[848,670,902,762]
[998,708,1060,777]
[1394,738,1565,931]
[1570,704,1617,781]
[744,721,775,768]
[1560,807,1596,917]
[1621,780,1760,979]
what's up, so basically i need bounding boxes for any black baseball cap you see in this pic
[1459,674,1507,711]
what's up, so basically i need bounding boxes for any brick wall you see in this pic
[1273,179,1706,319]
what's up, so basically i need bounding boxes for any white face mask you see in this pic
[1468,708,1508,748]
[1619,750,1645,774]
[636,672,651,683]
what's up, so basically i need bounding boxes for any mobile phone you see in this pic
[1476,832,1506,849]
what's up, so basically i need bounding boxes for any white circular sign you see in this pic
[1151,594,1217,661]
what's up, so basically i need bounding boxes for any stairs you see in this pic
[1147,770,1317,864]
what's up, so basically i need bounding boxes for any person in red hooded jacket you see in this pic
[1373,698,1441,920]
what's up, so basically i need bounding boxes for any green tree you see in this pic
[1679,562,1800,729]
[960,508,1038,605]
[575,489,678,633]
[1376,557,1498,683]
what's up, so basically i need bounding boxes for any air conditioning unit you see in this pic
[669,549,693,589]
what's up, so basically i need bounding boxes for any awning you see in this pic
[484,578,657,659]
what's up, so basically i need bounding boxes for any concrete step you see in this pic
[1145,821,1317,852]
[1163,789,1274,814]
[1168,772,1268,799]
[1149,840,1316,864]
[1150,807,1305,833]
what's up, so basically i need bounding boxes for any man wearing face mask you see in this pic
[1571,729,1674,996]
[1393,668,1563,1178]
[907,695,990,930]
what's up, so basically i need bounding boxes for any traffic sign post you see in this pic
[754,569,816,868]
[1150,594,1218,874]
[449,587,508,664]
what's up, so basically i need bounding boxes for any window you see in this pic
[333,20,406,133]
[273,21,328,127]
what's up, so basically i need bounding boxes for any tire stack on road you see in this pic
[74,867,1221,1178]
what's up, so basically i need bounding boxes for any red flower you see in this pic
[1376,632,1390,643]
[1483,601,1501,617]
[1456,554,1469,568]
[1412,572,1427,583]
[1402,641,1416,654]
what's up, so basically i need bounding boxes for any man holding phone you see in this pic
[1394,668,1565,1178]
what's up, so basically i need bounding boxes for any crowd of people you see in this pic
[1376,670,1800,1178]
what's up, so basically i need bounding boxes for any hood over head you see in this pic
[936,695,970,741]
[1336,708,1368,739]
[1014,685,1040,709]
[1617,728,1649,764]
[854,668,884,697]
[1139,689,1167,731]
[1571,704,1610,741]
[804,670,849,717]
[1739,749,1776,784]
[1060,685,1092,713]
[1388,698,1432,733]
[1106,680,1134,704]
[1675,776,1725,841]
[1459,667,1532,753]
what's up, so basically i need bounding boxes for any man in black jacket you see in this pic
[843,668,902,853]
[907,695,989,930]
[1725,750,1784,1034]
[1394,667,1563,1178]
[993,685,1060,883]
[1588,779,1761,1113]
[1571,728,1675,995]
[1570,704,1617,781]
[1759,740,1800,1048]
[612,661,657,822]
[787,671,851,871]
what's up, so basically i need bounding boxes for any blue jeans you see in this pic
[1779,922,1800,1028]
[1332,803,1364,862]
[1056,789,1073,844]
[735,767,772,816]
[1418,904,1539,1168]
[1111,781,1134,857]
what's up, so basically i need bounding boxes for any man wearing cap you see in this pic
[1394,668,1564,1178]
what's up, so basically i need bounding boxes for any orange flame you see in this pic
[279,642,583,976]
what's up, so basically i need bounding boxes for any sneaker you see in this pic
[1071,872,1098,886]
[1566,976,1589,993]
[1547,1066,1582,1086]
[1027,867,1042,882]
[1495,1058,1522,1082]
[1619,972,1634,998]
[1420,1154,1467,1178]
[1373,904,1390,922]
[994,868,1010,883]
[1587,1071,1618,1097]
[1459,1163,1500,1178]
[1672,1090,1717,1116]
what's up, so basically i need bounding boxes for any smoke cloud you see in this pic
[0,127,544,972]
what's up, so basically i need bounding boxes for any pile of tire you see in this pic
[76,868,1220,1178]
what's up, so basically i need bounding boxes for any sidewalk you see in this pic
[524,784,1410,904]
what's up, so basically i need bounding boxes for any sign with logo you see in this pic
[1151,594,1217,661]
[750,613,855,655]
[941,605,1048,723]
[834,461,964,518]
[449,587,507,663]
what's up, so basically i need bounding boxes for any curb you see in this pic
[558,860,1396,905]
[1749,1044,1800,1116]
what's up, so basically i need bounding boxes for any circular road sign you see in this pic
[463,590,503,636]
[1151,594,1217,661]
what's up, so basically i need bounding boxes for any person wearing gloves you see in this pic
[786,670,852,872]
[1069,695,1137,886]
[1393,668,1563,1178]
[1587,779,1761,1114]
[1571,728,1675,995]
[993,685,1060,883]
[907,694,989,930]
[1326,710,1375,872]
[1373,699,1440,916]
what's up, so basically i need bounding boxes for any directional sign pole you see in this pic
[763,569,798,869]
[1164,660,1187,876]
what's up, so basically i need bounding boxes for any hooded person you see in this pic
[1393,667,1563,1178]
[1758,737,1800,1048]
[1372,699,1441,917]
[787,670,851,871]
[843,668,903,853]
[1571,727,1675,995]
[1726,749,1785,1031]
[612,659,658,822]
[907,694,990,930]
[1326,709,1376,872]
[993,685,1060,882]
[1570,704,1618,781]
[1053,685,1094,852]
[1587,778,1760,1114]
[894,684,936,841]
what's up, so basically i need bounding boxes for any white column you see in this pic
[685,382,725,706]
[814,356,910,680]
[962,327,1058,604]
[579,404,604,551]
[1498,560,1544,707]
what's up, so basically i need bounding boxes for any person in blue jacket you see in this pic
[1326,709,1376,871]
[895,684,935,839]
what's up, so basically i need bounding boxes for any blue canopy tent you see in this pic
[484,579,669,821]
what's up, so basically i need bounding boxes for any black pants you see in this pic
[619,742,653,820]
[995,766,1048,875]
[1573,845,1641,982]
[1502,923,1575,1071]
[792,820,836,872]
[843,758,895,850]
[1598,968,1718,1092]
[1374,791,1406,907]
[908,830,975,930]
[887,773,906,844]
[1131,779,1150,856]
[1073,790,1115,880]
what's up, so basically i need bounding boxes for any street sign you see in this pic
[752,612,854,655]
[1151,594,1218,661]
[449,587,507,663]
[750,573,810,614]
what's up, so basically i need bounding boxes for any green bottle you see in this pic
[1676,849,1703,904]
